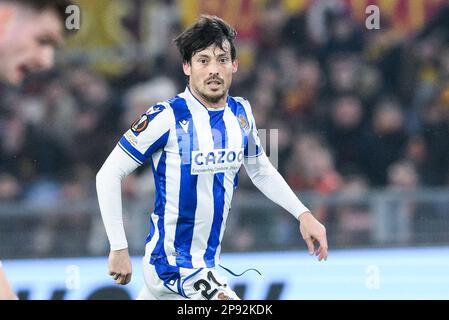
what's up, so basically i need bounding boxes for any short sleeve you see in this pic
[118,104,171,165]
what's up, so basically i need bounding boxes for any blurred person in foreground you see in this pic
[0,0,74,300]
[97,15,328,300]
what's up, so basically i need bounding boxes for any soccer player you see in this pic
[0,0,73,300]
[0,0,68,85]
[96,15,328,300]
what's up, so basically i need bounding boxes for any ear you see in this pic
[182,62,191,76]
[232,59,239,73]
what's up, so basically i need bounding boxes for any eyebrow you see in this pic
[196,52,230,59]
[43,33,65,49]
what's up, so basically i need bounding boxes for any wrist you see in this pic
[298,210,312,222]
[111,245,128,252]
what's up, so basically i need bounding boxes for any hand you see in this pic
[0,268,18,300]
[108,248,132,285]
[299,211,328,261]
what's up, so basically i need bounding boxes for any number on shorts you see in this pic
[193,271,223,300]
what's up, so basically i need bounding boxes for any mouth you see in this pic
[206,78,223,84]
[206,79,223,89]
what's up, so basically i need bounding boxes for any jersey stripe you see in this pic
[216,107,245,264]
[186,97,215,267]
[204,110,228,266]
[143,131,170,158]
[149,213,166,263]
[118,137,145,164]
[171,97,199,268]
[149,150,168,262]
[152,150,167,217]
[146,214,160,262]
[155,102,180,266]
[146,213,156,244]
[162,150,181,266]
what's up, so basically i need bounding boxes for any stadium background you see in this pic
[1,0,449,299]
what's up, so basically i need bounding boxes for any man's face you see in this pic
[0,5,64,85]
[183,41,238,105]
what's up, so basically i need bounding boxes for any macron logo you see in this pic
[179,120,189,133]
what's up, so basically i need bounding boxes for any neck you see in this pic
[189,86,227,110]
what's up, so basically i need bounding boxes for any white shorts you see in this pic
[137,257,240,300]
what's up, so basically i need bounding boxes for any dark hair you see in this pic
[5,0,75,24]
[174,15,237,63]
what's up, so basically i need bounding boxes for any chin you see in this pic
[10,76,22,86]
[2,74,20,86]
[207,89,226,99]
[206,93,225,103]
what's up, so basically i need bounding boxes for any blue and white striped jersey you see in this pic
[118,87,263,269]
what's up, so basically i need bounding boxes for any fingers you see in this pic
[304,237,315,255]
[108,251,132,285]
[316,245,328,261]
[299,213,329,262]
[116,274,126,285]
[124,273,132,284]
[111,272,119,280]
[316,234,328,262]
[305,236,328,261]
[109,271,132,285]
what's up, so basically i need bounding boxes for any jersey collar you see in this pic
[184,86,227,112]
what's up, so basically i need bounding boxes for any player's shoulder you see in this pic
[167,92,197,112]
[167,94,185,104]
[143,95,180,118]
[144,104,166,115]
[130,98,178,133]
[229,95,250,105]
[228,95,254,116]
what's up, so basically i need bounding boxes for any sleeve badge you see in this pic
[131,114,149,133]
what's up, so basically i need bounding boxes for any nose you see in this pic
[207,60,220,76]
[209,72,220,80]
[36,46,55,71]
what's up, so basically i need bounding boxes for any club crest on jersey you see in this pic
[131,114,149,133]
[238,114,249,132]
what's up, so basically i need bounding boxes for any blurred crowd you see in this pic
[1,0,449,256]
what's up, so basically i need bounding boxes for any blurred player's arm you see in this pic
[96,146,140,285]
[243,153,328,261]
[0,262,18,300]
